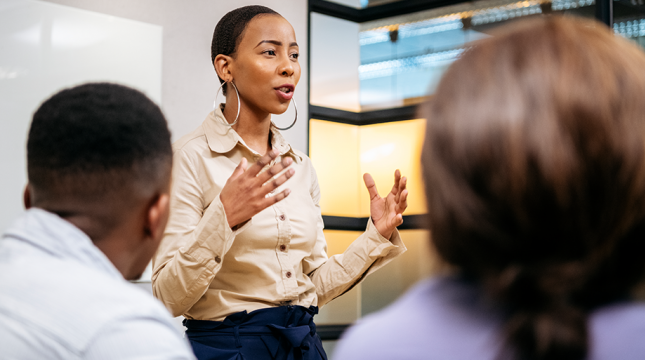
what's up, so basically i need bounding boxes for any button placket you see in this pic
[274,202,296,296]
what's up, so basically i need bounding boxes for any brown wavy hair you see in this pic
[422,16,645,360]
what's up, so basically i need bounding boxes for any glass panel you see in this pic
[358,0,598,110]
[309,118,427,217]
[358,119,427,215]
[317,229,437,324]
[317,230,364,325]
[613,0,645,50]
[310,13,361,111]
[313,0,601,112]
[309,120,361,217]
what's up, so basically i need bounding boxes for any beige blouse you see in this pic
[151,107,406,321]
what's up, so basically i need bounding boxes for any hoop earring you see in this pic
[274,98,298,131]
[213,81,240,127]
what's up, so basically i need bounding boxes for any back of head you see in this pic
[422,16,645,360]
[27,83,172,241]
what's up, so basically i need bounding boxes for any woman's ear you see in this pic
[214,54,234,83]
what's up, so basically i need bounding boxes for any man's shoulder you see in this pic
[0,255,178,355]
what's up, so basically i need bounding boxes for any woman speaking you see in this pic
[152,6,408,360]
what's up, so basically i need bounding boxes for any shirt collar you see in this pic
[202,105,302,162]
[2,208,123,280]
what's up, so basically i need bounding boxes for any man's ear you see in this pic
[144,193,170,244]
[23,184,32,209]
[214,54,234,83]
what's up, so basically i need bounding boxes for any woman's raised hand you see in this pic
[220,149,295,229]
[363,170,408,240]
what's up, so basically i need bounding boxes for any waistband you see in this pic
[184,306,320,349]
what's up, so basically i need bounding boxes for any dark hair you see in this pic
[211,5,280,95]
[28,83,172,203]
[422,17,645,360]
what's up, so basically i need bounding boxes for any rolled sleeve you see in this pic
[152,146,250,317]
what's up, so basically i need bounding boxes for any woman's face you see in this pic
[229,14,301,116]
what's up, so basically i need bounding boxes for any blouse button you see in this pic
[286,271,292,278]
[279,214,286,221]
[280,245,287,252]
[215,256,222,263]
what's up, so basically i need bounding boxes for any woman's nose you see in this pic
[279,57,295,77]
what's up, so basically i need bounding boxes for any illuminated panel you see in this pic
[310,118,427,217]
[309,119,362,216]
[316,230,363,325]
[318,229,438,319]
[359,119,427,216]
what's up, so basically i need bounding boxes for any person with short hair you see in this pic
[0,83,195,359]
[334,17,645,360]
[152,5,409,360]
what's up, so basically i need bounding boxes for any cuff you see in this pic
[364,217,407,259]
[182,194,251,265]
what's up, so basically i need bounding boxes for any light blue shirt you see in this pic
[335,276,645,360]
[0,208,196,359]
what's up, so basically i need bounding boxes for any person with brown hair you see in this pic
[334,16,645,360]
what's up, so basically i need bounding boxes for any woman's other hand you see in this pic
[220,149,295,229]
[363,170,408,240]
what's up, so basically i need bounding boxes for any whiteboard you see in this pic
[0,0,162,234]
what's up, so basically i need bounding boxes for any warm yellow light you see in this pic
[358,119,427,216]
[310,118,427,217]
[309,120,361,217]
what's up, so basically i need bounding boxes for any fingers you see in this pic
[395,214,404,227]
[256,155,293,184]
[261,188,292,208]
[390,169,401,195]
[396,189,408,214]
[363,173,380,201]
[395,176,407,203]
[246,149,279,177]
[261,166,295,196]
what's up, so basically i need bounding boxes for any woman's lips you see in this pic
[275,86,294,100]
[275,84,295,101]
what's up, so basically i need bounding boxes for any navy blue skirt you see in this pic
[184,305,328,360]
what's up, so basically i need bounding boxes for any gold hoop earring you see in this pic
[213,81,240,127]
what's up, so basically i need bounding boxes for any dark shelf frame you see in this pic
[309,104,419,125]
[317,324,351,341]
[323,214,427,231]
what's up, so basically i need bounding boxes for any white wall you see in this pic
[0,0,162,233]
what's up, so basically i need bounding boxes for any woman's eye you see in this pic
[291,53,299,59]
[264,50,276,56]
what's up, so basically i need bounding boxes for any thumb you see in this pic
[363,173,380,201]
[229,157,247,181]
